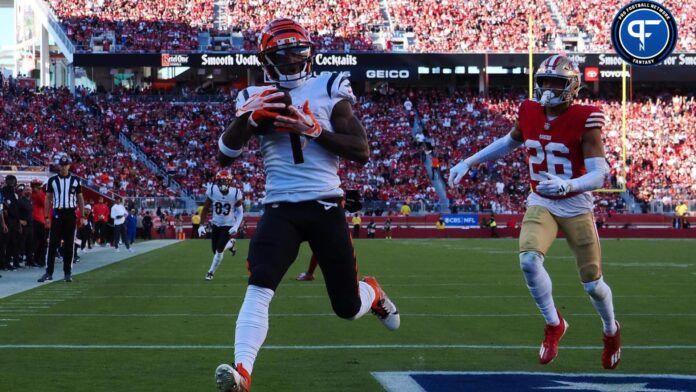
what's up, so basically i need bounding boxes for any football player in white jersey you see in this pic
[214,18,399,392]
[197,171,243,281]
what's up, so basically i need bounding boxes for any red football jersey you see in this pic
[517,99,605,199]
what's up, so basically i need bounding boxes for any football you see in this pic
[254,90,293,134]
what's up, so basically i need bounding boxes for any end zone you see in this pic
[372,371,696,392]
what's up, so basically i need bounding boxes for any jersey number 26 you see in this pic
[525,140,572,181]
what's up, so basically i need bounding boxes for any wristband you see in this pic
[218,135,243,158]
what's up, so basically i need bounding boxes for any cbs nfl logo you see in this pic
[610,1,678,66]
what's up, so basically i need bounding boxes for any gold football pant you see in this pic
[519,205,602,282]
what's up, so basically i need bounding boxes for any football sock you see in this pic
[224,239,236,252]
[349,281,376,320]
[583,276,617,336]
[208,252,224,274]
[235,285,274,374]
[519,251,559,326]
[307,254,319,275]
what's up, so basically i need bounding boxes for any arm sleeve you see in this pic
[464,133,523,167]
[569,157,609,193]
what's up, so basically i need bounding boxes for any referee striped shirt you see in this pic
[46,174,82,209]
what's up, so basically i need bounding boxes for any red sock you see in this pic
[307,254,318,275]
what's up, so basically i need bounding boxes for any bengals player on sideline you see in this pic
[197,171,243,281]
[214,19,399,392]
[449,55,621,369]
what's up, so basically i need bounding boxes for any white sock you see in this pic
[519,252,559,326]
[224,239,236,251]
[349,281,376,320]
[583,276,617,336]
[235,285,274,374]
[208,252,224,274]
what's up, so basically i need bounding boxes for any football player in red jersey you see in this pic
[449,55,620,369]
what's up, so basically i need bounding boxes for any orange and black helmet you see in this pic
[258,18,314,88]
[215,170,233,192]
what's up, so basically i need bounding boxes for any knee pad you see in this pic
[583,276,608,300]
[519,251,544,274]
[332,296,362,320]
[579,263,601,283]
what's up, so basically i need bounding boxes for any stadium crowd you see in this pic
[387,0,557,52]
[1,76,694,214]
[44,0,696,53]
[0,83,177,197]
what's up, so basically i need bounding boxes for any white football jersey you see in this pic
[206,184,243,227]
[236,72,357,204]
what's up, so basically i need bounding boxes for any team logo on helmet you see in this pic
[257,18,315,89]
[534,55,582,107]
[611,1,678,66]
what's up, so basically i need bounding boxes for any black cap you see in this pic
[58,156,72,165]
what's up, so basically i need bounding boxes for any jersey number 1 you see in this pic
[525,140,572,181]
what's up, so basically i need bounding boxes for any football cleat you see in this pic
[295,272,314,281]
[215,363,251,392]
[602,321,621,370]
[205,272,214,281]
[37,274,53,283]
[362,276,400,331]
[539,310,568,365]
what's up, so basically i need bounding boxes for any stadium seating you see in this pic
[0,85,178,197]
[2,79,693,212]
[44,0,695,53]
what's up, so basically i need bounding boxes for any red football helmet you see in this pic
[257,18,314,88]
[215,170,233,192]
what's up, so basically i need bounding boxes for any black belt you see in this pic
[265,197,343,208]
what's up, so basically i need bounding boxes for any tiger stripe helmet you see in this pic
[534,54,582,107]
[257,18,314,89]
[215,170,233,192]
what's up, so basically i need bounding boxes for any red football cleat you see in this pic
[295,272,314,281]
[602,321,621,370]
[215,362,251,392]
[539,311,569,365]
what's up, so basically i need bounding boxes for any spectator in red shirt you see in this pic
[30,179,48,268]
[92,197,110,246]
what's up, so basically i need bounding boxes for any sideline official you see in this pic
[38,156,85,283]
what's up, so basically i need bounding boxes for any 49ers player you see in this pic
[449,55,621,369]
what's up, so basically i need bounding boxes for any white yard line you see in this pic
[0,344,695,350]
[0,312,694,318]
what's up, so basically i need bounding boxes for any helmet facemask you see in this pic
[534,75,577,107]
[259,44,313,89]
[217,178,231,194]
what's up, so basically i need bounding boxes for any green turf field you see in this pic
[1,239,695,391]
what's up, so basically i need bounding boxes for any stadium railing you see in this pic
[649,200,696,214]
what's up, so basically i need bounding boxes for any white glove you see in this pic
[228,227,237,236]
[273,100,322,139]
[235,88,287,127]
[448,160,470,188]
[197,225,207,237]
[536,172,572,196]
